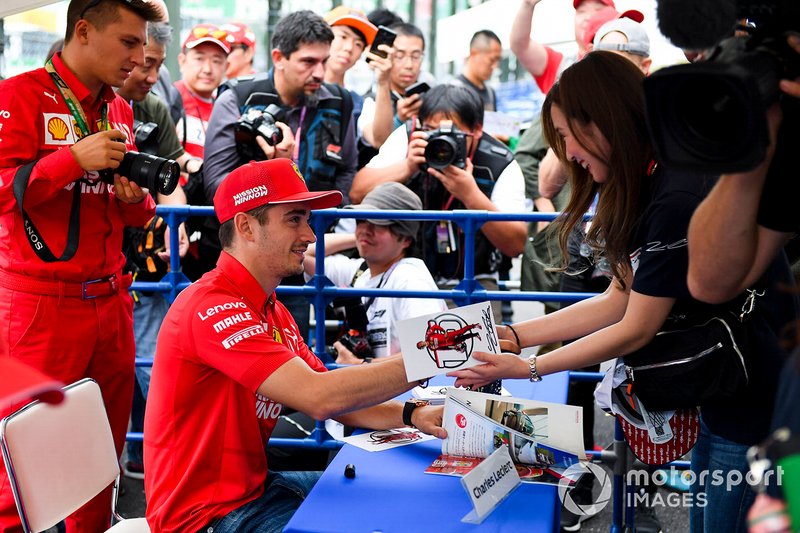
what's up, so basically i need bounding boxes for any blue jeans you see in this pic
[203,471,321,533]
[690,417,756,533]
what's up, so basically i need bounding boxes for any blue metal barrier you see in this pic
[129,205,687,531]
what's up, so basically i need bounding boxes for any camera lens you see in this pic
[424,136,457,170]
[118,151,180,195]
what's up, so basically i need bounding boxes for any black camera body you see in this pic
[99,151,180,196]
[329,295,374,360]
[645,0,800,173]
[235,103,285,161]
[132,120,159,156]
[423,123,469,171]
[337,328,374,360]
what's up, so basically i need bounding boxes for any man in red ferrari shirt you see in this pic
[0,0,160,530]
[144,158,446,533]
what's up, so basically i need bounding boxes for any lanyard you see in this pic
[292,106,307,162]
[44,58,108,138]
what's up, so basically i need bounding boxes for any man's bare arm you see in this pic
[510,0,550,77]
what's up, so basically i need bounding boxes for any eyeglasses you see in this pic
[392,50,424,64]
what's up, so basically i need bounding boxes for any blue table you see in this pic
[284,371,570,533]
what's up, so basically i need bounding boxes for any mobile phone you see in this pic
[404,81,430,97]
[366,25,397,63]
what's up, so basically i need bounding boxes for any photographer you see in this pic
[303,182,447,364]
[351,84,526,322]
[202,10,357,331]
[686,34,800,532]
[0,0,161,530]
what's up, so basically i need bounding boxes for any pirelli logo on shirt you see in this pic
[43,113,78,145]
[222,324,266,349]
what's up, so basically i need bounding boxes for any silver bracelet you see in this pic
[528,354,542,382]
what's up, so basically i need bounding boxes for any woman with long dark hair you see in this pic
[449,51,790,532]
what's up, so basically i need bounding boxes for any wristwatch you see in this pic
[403,399,430,428]
[528,354,542,382]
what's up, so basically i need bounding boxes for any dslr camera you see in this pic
[99,151,180,196]
[644,0,800,173]
[423,123,469,171]
[329,296,374,361]
[132,120,159,156]
[235,103,285,161]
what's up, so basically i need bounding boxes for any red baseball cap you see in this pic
[0,359,64,406]
[183,24,231,54]
[611,384,699,465]
[573,0,615,8]
[220,21,256,50]
[214,159,343,224]
[582,7,645,50]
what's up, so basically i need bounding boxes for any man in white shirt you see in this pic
[304,182,447,362]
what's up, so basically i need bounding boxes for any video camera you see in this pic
[235,100,285,161]
[644,0,800,173]
[423,123,469,171]
[99,151,180,196]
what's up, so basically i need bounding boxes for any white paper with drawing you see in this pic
[398,301,500,382]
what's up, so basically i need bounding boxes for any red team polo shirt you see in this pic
[144,251,327,532]
[0,52,156,281]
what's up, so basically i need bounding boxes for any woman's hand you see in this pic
[447,351,527,388]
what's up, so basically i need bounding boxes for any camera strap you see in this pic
[17,59,113,262]
[12,162,83,262]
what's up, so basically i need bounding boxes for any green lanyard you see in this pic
[44,58,108,138]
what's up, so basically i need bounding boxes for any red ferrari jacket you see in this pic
[0,52,155,282]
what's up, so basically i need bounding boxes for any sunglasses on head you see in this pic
[191,26,228,41]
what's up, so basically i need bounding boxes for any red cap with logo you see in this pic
[214,159,343,224]
[220,22,257,50]
[182,23,231,54]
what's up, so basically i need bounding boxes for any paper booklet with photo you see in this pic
[425,388,589,486]
[398,301,500,383]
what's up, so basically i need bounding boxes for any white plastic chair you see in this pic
[0,378,150,533]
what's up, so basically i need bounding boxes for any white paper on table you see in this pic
[412,384,511,404]
[398,301,500,382]
[340,428,437,452]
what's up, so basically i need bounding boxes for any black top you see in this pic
[630,166,794,445]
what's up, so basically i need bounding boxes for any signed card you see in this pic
[398,301,500,382]
[341,428,437,452]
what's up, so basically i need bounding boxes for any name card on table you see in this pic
[460,444,521,524]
